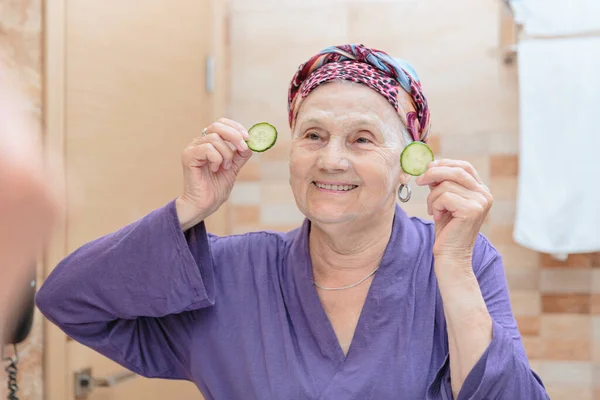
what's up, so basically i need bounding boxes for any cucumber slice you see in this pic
[400,141,434,176]
[246,122,277,152]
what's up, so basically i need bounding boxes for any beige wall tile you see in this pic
[427,135,441,155]
[540,269,592,294]
[237,158,261,181]
[545,386,593,400]
[490,176,518,201]
[540,315,591,340]
[231,0,344,13]
[542,294,591,314]
[260,203,305,225]
[539,339,590,361]
[400,203,433,221]
[260,182,297,205]
[479,222,491,238]
[230,182,260,205]
[534,361,593,386]
[231,205,260,226]
[505,266,539,291]
[593,252,600,267]
[593,295,600,315]
[522,336,541,359]
[510,290,541,316]
[516,316,540,336]
[593,317,600,362]
[496,244,540,268]
[540,253,595,269]
[489,224,517,245]
[439,134,489,156]
[261,161,290,182]
[490,154,519,177]
[489,132,519,154]
[407,184,431,204]
[489,200,516,225]
[593,270,600,294]
[260,224,302,233]
[261,140,291,162]
[231,224,261,235]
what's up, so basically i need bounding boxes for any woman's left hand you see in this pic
[415,159,493,261]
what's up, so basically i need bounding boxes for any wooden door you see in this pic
[43,0,227,398]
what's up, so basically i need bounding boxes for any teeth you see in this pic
[315,183,357,191]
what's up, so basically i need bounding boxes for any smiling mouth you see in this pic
[313,182,358,192]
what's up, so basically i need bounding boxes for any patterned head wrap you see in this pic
[288,44,430,143]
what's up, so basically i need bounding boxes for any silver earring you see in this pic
[398,184,411,203]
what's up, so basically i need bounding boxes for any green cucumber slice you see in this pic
[246,122,277,152]
[400,141,434,176]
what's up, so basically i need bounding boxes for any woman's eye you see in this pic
[356,137,371,144]
[307,132,320,140]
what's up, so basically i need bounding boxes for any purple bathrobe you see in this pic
[36,200,549,399]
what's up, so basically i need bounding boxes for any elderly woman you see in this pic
[36,44,549,399]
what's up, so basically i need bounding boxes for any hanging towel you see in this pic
[513,37,600,258]
[509,0,600,37]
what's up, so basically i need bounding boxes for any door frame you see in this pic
[42,0,69,398]
[41,1,229,398]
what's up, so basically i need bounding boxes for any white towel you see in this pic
[509,0,600,37]
[513,37,600,258]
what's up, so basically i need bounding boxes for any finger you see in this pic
[427,181,487,216]
[206,121,248,152]
[416,166,480,190]
[202,133,235,170]
[217,118,249,140]
[186,143,224,172]
[430,159,483,184]
[431,191,478,222]
[231,148,253,170]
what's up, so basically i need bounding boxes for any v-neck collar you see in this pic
[286,204,420,367]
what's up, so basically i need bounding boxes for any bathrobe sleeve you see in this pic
[36,200,219,380]
[428,236,550,400]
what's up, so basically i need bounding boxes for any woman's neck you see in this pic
[309,205,396,285]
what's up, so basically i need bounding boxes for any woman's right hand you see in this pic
[176,118,253,231]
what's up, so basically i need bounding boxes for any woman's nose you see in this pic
[317,141,349,172]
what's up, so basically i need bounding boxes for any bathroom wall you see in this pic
[0,0,44,399]
[226,0,600,398]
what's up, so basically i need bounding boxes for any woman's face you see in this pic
[289,81,409,225]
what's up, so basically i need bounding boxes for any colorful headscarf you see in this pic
[288,44,431,143]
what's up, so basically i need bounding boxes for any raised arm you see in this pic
[416,159,549,399]
[36,201,215,379]
[431,239,548,399]
[36,118,254,379]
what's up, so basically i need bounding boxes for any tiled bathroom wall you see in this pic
[0,0,44,399]
[226,0,600,398]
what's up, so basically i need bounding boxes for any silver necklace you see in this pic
[313,267,380,291]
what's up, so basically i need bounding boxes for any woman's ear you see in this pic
[398,169,411,187]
